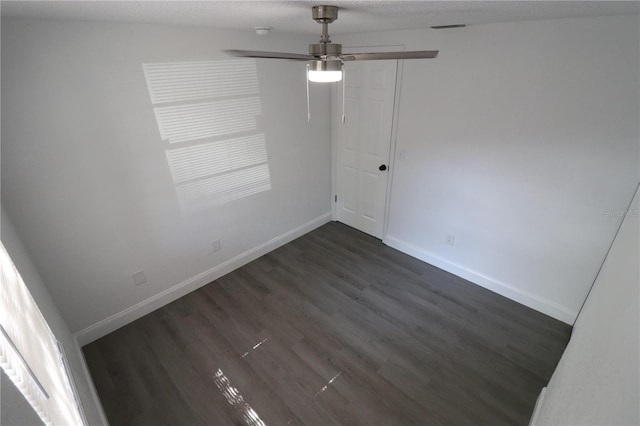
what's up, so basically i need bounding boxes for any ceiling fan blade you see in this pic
[340,50,439,61]
[224,49,314,60]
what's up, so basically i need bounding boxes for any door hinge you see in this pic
[334,195,337,202]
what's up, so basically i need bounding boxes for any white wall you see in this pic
[337,15,639,323]
[1,208,106,425]
[531,185,639,425]
[1,19,332,341]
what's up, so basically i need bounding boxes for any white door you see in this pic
[336,59,398,239]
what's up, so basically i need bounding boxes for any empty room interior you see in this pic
[1,1,638,425]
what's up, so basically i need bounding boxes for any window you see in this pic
[0,241,85,425]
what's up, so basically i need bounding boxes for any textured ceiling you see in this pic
[2,1,639,34]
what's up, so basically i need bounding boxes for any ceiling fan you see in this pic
[225,5,439,120]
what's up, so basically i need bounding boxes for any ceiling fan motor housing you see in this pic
[309,42,342,57]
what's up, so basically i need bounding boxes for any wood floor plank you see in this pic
[84,222,571,425]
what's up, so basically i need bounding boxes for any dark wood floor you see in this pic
[84,222,571,426]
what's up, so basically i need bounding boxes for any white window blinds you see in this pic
[0,241,84,425]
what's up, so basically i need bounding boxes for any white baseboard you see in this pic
[384,236,577,325]
[75,213,332,345]
[529,387,547,425]
[72,339,110,425]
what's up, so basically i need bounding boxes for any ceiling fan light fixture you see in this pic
[308,60,342,83]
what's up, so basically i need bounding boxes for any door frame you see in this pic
[331,45,405,242]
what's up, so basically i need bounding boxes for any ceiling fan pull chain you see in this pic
[341,62,346,124]
[306,63,311,123]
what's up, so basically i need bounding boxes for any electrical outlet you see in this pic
[445,233,456,246]
[212,239,222,253]
[132,270,147,286]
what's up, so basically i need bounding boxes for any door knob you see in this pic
[379,164,387,171]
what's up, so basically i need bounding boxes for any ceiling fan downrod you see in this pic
[312,5,338,43]
[310,5,342,57]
